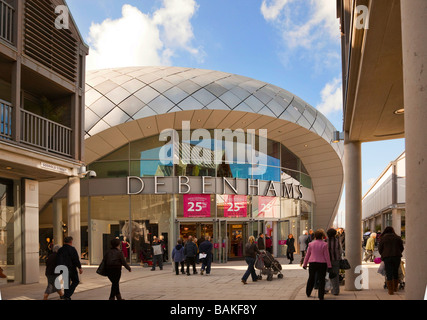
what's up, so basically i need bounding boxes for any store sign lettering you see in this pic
[127,176,303,199]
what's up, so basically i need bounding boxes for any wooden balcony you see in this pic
[0,99,73,158]
[0,0,14,45]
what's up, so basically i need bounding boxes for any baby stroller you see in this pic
[378,260,405,291]
[255,251,284,281]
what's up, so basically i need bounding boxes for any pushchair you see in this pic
[255,251,284,281]
[378,260,405,291]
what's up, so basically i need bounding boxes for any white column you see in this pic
[23,179,39,284]
[68,177,81,258]
[53,198,63,247]
[344,134,362,291]
[401,0,427,300]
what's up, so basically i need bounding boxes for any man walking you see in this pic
[184,236,198,275]
[151,236,164,271]
[299,230,309,266]
[199,236,213,275]
[57,237,83,300]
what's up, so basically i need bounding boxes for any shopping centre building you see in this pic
[39,66,344,266]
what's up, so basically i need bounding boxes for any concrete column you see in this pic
[392,208,401,237]
[401,0,427,300]
[68,177,81,258]
[53,198,63,247]
[344,133,362,291]
[22,179,39,284]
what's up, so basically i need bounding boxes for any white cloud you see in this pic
[261,0,291,21]
[316,77,342,115]
[261,0,340,49]
[86,0,203,70]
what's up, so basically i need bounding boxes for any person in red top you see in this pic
[265,235,272,254]
[302,229,332,300]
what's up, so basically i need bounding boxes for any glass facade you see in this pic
[88,131,312,189]
[59,132,315,265]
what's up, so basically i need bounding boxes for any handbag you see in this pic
[96,259,107,276]
[339,258,351,270]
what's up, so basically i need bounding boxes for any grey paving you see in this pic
[0,255,405,301]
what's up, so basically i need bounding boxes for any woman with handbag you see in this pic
[286,234,296,264]
[101,238,131,300]
[326,228,342,296]
[303,229,332,300]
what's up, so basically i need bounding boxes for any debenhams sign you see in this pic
[127,176,304,200]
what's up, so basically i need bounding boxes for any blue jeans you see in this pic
[242,257,257,282]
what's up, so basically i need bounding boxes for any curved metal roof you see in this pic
[79,66,344,229]
[85,66,342,156]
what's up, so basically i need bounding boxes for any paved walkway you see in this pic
[0,254,405,301]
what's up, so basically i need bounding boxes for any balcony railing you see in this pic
[20,109,72,157]
[0,100,73,158]
[0,0,14,45]
[0,99,12,139]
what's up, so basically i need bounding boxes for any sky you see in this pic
[66,0,405,223]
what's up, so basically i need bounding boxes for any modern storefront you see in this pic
[40,66,344,266]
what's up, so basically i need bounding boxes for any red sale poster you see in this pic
[258,196,278,218]
[223,195,247,218]
[183,194,211,218]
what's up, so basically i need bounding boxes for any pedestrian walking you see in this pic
[326,228,342,296]
[265,235,272,254]
[43,245,64,300]
[151,236,164,271]
[298,230,309,266]
[378,226,404,295]
[257,233,265,251]
[286,234,296,264]
[103,238,131,300]
[199,236,213,275]
[56,236,83,300]
[172,239,186,275]
[241,236,260,284]
[184,235,198,275]
[364,232,376,262]
[303,229,332,300]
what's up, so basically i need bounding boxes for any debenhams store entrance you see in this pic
[44,133,315,265]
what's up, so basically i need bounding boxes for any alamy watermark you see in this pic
[55,5,69,30]
[158,121,269,176]
[355,5,370,30]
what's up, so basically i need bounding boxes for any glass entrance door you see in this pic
[217,220,227,263]
[228,223,244,259]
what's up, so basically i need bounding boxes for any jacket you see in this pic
[299,234,309,252]
[257,237,265,250]
[172,244,185,262]
[57,244,81,271]
[184,241,198,258]
[45,252,59,276]
[104,248,130,270]
[366,237,375,251]
[245,243,260,259]
[104,248,131,271]
[286,238,295,253]
[378,233,404,258]
[199,240,213,256]
[303,240,332,269]
[152,242,163,256]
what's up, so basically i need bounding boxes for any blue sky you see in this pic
[66,0,405,220]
